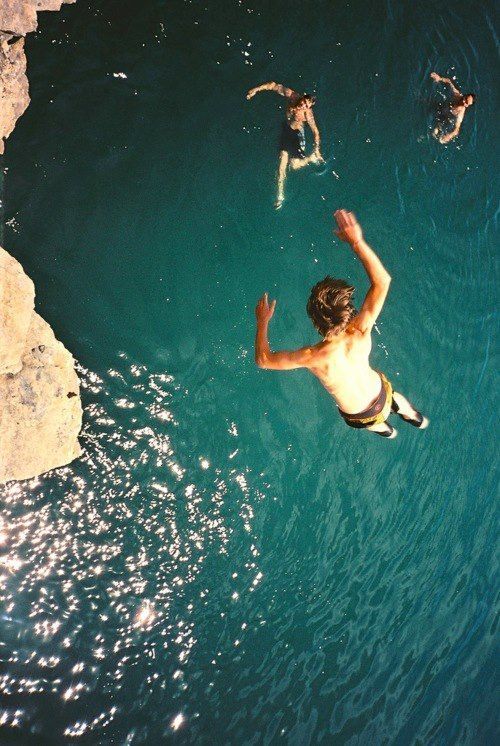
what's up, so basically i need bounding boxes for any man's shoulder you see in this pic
[300,340,328,366]
[308,338,345,360]
[345,321,371,339]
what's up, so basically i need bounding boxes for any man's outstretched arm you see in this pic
[247,82,295,100]
[333,210,391,334]
[430,72,461,97]
[255,293,313,370]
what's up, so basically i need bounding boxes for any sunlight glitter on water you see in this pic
[0,354,267,738]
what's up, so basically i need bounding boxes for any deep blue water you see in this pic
[0,0,498,743]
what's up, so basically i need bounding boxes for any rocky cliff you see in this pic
[0,1,82,482]
[0,247,82,483]
[0,0,76,154]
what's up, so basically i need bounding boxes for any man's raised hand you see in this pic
[255,293,276,323]
[334,209,364,247]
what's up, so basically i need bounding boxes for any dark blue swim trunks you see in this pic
[278,121,306,159]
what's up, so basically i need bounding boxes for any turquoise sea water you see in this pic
[1,0,498,742]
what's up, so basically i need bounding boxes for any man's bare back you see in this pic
[255,209,428,438]
[284,92,315,131]
[303,331,382,414]
[430,72,476,144]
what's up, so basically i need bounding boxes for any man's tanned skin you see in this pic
[255,210,427,437]
[430,72,475,143]
[246,81,324,209]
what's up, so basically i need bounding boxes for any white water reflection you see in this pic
[0,355,266,740]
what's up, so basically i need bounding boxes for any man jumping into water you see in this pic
[254,210,428,438]
[430,72,475,144]
[246,82,324,209]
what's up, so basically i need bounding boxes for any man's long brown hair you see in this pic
[307,277,356,337]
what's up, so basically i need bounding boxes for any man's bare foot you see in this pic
[398,411,429,429]
[275,195,284,210]
[371,425,398,438]
[417,416,429,429]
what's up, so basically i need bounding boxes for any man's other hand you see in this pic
[334,209,364,246]
[255,293,276,323]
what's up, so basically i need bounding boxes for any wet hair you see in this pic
[307,277,356,337]
[293,93,316,108]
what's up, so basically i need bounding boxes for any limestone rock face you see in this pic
[0,248,82,484]
[0,34,30,153]
[0,1,76,37]
[0,247,34,375]
[0,0,76,153]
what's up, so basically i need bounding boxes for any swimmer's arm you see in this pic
[306,110,321,150]
[255,294,312,370]
[439,109,464,143]
[430,72,461,97]
[246,82,295,100]
[333,209,391,334]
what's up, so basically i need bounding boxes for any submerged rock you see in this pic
[0,247,82,484]
[0,0,76,153]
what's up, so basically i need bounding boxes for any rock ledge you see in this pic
[0,247,82,484]
[0,1,76,153]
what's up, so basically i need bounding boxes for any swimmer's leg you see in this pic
[392,391,429,429]
[366,421,398,438]
[275,150,289,209]
[290,152,321,171]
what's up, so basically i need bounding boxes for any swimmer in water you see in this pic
[254,209,428,438]
[246,82,324,209]
[430,72,476,144]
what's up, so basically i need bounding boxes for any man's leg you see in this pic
[367,421,398,438]
[392,391,429,428]
[290,151,322,171]
[275,151,289,209]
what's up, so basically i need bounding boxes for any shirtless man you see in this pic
[430,72,475,144]
[246,81,324,209]
[254,209,428,438]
